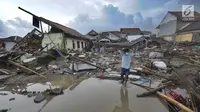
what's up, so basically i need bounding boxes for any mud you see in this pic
[0,78,168,112]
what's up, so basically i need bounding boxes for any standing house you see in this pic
[156,11,200,42]
[86,30,99,42]
[41,18,89,51]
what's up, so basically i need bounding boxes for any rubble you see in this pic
[34,93,46,103]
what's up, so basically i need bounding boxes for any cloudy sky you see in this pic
[0,0,200,37]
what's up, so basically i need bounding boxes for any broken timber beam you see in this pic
[70,56,105,71]
[137,85,166,97]
[130,82,153,90]
[8,60,46,79]
[136,81,172,97]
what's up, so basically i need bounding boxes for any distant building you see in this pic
[156,11,200,42]
[120,28,141,35]
[86,30,99,42]
[0,36,22,51]
[98,31,127,43]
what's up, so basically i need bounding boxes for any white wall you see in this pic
[5,42,16,51]
[160,13,177,25]
[158,21,177,37]
[66,38,87,51]
[42,33,88,51]
[157,13,177,37]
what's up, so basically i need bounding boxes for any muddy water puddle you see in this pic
[0,78,168,112]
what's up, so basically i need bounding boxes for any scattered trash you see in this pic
[70,63,97,72]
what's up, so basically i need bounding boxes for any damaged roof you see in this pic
[87,30,98,36]
[156,11,200,29]
[39,17,89,40]
[101,31,121,37]
[169,11,200,21]
[178,21,200,32]
[104,36,145,48]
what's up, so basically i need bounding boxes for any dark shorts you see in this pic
[121,68,130,76]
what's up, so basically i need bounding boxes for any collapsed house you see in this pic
[156,11,200,42]
[18,7,90,52]
[0,36,22,51]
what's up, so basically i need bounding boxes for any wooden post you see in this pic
[40,21,43,33]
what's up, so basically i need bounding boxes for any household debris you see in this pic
[0,6,200,112]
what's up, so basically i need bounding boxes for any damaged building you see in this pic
[156,11,200,42]
[19,7,90,52]
[0,36,22,51]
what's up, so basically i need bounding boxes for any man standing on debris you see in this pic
[119,48,134,84]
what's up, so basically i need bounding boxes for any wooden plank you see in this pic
[132,81,194,112]
[8,60,46,79]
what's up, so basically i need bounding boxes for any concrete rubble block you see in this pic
[69,62,97,71]
[78,54,86,58]
[22,57,36,63]
[153,61,167,70]
[34,93,46,103]
[149,52,164,58]
[35,67,42,71]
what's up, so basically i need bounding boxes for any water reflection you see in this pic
[113,86,132,112]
